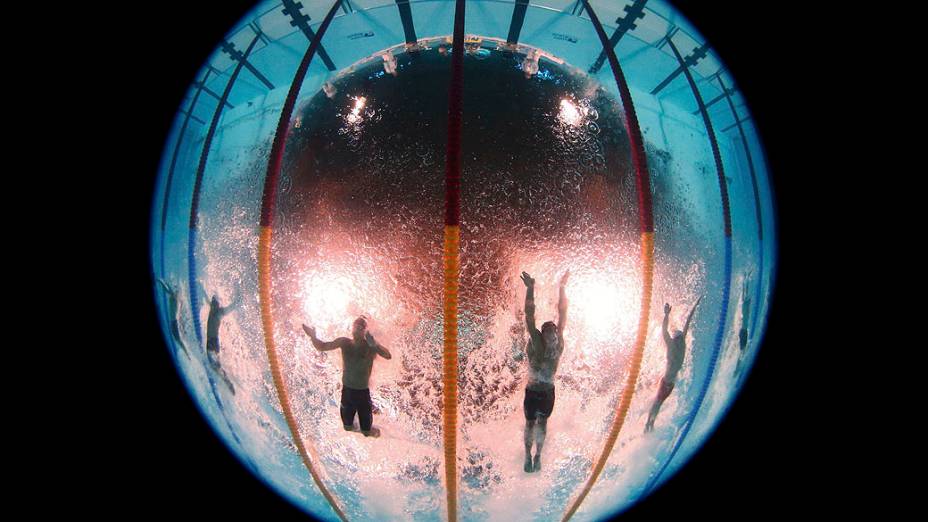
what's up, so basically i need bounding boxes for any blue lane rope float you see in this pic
[183,32,261,462]
[717,75,765,336]
[187,33,261,346]
[642,36,734,496]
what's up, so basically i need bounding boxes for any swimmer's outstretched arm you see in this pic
[662,303,672,347]
[220,290,242,316]
[365,332,392,359]
[302,324,347,351]
[157,278,173,296]
[521,271,537,333]
[557,270,569,333]
[682,297,702,338]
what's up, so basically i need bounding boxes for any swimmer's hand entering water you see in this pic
[302,324,317,340]
[521,271,535,287]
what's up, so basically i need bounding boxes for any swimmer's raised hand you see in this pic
[520,271,535,287]
[664,303,671,315]
[302,324,317,340]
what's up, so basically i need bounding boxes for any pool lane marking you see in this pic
[717,75,765,337]
[442,1,465,521]
[158,68,211,354]
[561,1,655,520]
[256,2,348,521]
[183,35,261,460]
[641,36,734,496]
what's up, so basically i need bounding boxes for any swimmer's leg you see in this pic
[358,390,379,438]
[645,378,673,433]
[645,402,658,433]
[340,388,359,431]
[208,352,235,395]
[217,366,235,395]
[524,418,535,473]
[171,327,190,358]
[533,415,547,472]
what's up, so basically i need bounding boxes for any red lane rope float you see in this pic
[443,1,465,521]
[561,1,655,520]
[255,2,347,521]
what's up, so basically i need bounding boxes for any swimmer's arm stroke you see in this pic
[302,324,347,351]
[682,296,702,338]
[220,289,242,316]
[157,278,172,296]
[557,270,569,334]
[521,271,538,334]
[365,332,392,359]
[662,303,672,347]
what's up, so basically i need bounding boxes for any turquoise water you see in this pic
[150,1,776,520]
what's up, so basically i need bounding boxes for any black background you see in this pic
[86,0,839,519]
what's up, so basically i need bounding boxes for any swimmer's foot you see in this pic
[362,427,381,438]
[343,424,359,432]
[524,455,534,473]
[533,454,541,472]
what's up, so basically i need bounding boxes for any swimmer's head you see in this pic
[211,295,219,307]
[541,321,559,347]
[352,316,368,339]
[672,329,684,341]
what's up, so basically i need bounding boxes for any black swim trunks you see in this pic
[206,337,221,368]
[341,386,373,432]
[524,386,556,420]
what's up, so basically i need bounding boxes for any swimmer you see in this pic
[303,317,392,438]
[519,270,569,473]
[734,272,753,377]
[205,290,239,395]
[156,278,190,359]
[645,298,701,433]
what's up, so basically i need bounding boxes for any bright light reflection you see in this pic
[300,272,356,331]
[569,272,637,342]
[346,96,367,124]
[558,98,582,126]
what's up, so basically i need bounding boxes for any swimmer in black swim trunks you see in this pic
[205,291,239,395]
[519,270,569,473]
[645,298,701,433]
[157,278,190,359]
[303,317,392,438]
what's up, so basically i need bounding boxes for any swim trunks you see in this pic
[341,386,373,432]
[523,386,556,420]
[656,377,675,403]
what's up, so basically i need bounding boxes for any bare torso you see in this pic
[339,338,378,390]
[526,330,563,390]
[206,305,223,339]
[664,336,685,380]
